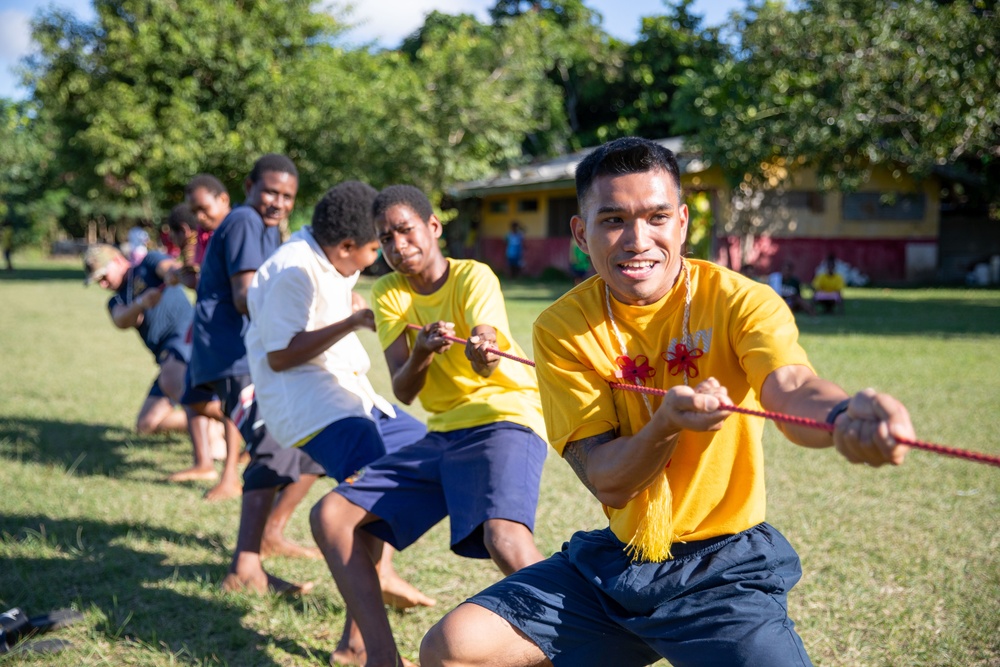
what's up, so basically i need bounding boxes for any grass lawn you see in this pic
[0,255,998,666]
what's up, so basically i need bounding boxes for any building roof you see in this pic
[450,137,706,198]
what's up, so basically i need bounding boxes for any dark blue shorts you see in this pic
[298,407,425,482]
[335,421,547,558]
[469,523,812,667]
[179,364,217,407]
[245,402,425,492]
[146,347,188,402]
[300,417,384,483]
[146,378,166,399]
[373,406,427,456]
[208,374,325,492]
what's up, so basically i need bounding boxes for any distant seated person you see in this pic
[776,261,814,315]
[812,255,845,314]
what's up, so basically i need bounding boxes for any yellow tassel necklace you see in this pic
[605,258,692,562]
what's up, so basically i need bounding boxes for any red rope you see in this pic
[398,321,999,468]
[609,382,1000,469]
[404,323,537,367]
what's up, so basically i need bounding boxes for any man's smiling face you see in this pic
[571,168,689,306]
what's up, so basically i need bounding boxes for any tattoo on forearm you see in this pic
[563,431,615,497]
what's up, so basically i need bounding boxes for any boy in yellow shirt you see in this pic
[420,137,915,667]
[310,185,548,666]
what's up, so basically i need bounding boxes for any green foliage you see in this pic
[284,11,566,209]
[687,0,1000,191]
[28,0,340,230]
[604,0,727,142]
[0,100,68,247]
[490,0,625,150]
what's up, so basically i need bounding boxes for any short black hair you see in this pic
[575,137,682,209]
[184,173,227,198]
[311,181,379,247]
[248,153,298,184]
[165,203,199,233]
[373,185,434,223]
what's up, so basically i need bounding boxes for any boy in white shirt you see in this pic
[231,182,434,630]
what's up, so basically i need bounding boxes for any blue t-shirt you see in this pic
[189,205,281,386]
[108,251,193,359]
[505,231,524,260]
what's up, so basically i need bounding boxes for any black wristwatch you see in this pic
[825,398,851,425]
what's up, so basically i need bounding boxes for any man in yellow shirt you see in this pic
[420,137,915,667]
[310,185,548,667]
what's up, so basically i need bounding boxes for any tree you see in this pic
[0,100,68,248]
[683,0,1000,263]
[27,0,340,230]
[489,0,625,151]
[617,0,727,140]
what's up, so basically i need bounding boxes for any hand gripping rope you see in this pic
[403,323,1000,468]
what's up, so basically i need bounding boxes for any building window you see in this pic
[517,198,539,212]
[489,200,509,214]
[547,197,578,238]
[842,192,925,221]
[761,190,825,213]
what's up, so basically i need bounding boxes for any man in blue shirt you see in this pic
[187,154,319,594]
[85,243,221,481]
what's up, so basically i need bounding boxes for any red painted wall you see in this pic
[478,238,574,278]
[715,237,937,283]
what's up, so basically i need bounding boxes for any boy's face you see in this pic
[245,170,297,228]
[186,187,231,229]
[375,204,442,276]
[571,168,688,307]
[331,239,381,276]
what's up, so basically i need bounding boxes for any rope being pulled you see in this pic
[404,323,536,366]
[609,382,1000,469]
[401,322,999,468]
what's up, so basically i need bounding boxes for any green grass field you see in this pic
[1,256,998,666]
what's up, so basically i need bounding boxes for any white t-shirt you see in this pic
[246,228,395,448]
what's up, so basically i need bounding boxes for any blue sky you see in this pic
[0,0,747,100]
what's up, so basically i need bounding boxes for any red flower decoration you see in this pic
[615,354,655,382]
[663,343,703,379]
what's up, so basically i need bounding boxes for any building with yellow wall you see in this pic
[450,138,951,283]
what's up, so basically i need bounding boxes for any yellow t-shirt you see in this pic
[812,272,845,293]
[532,260,813,547]
[373,258,546,437]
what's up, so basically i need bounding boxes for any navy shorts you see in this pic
[246,401,425,492]
[146,378,166,399]
[335,421,547,558]
[209,374,326,492]
[469,523,812,667]
[146,347,188,402]
[179,362,218,406]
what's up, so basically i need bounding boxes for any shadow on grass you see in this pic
[0,515,314,666]
[0,265,85,283]
[793,295,1000,337]
[0,417,183,480]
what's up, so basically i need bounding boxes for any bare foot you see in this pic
[329,648,416,667]
[168,466,219,483]
[260,536,323,560]
[204,479,242,502]
[330,645,364,667]
[220,571,314,597]
[380,572,436,610]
